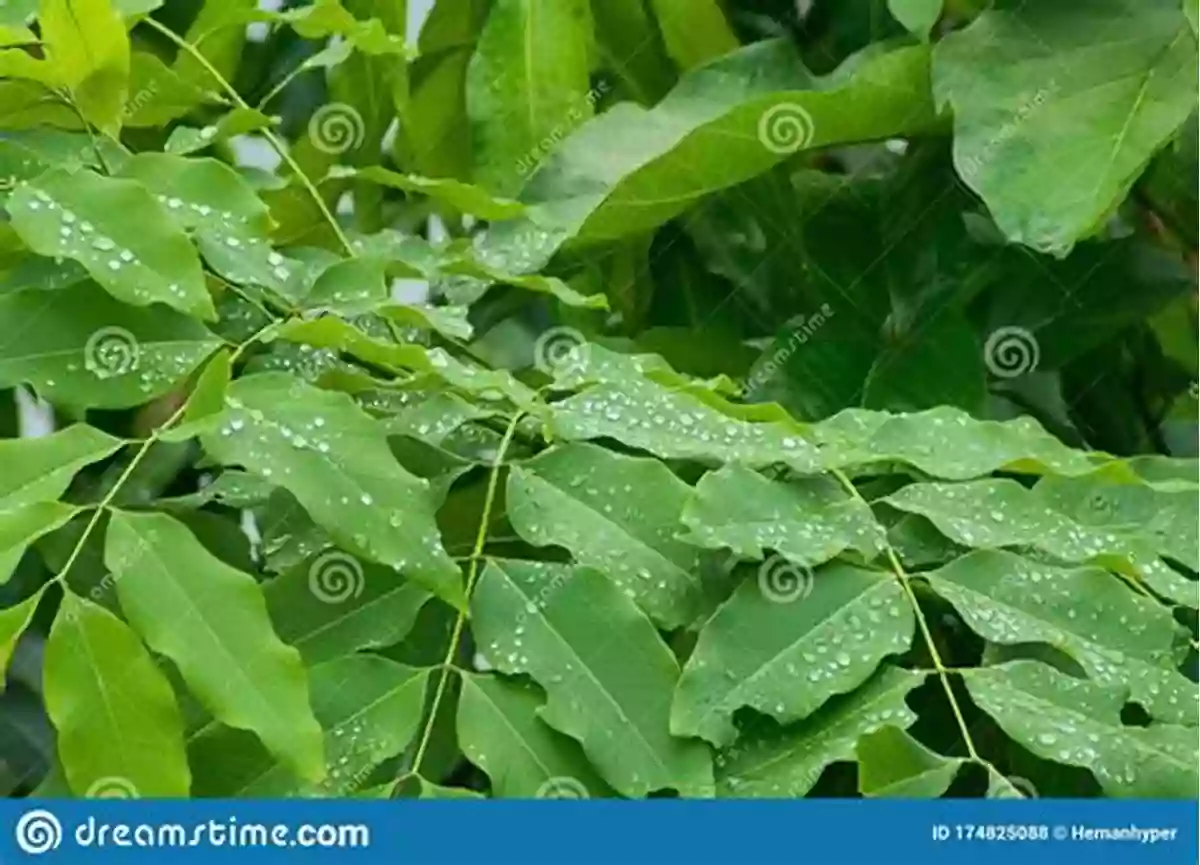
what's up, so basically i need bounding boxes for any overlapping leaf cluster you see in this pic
[0,0,1196,801]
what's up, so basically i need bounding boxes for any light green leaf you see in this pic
[200,372,464,608]
[265,553,430,665]
[105,510,325,781]
[0,282,223,409]
[933,0,1198,255]
[44,589,191,797]
[191,656,428,797]
[115,153,298,297]
[8,168,214,319]
[125,51,220,127]
[672,563,913,747]
[888,0,942,38]
[1035,470,1199,572]
[924,550,1197,726]
[472,559,714,797]
[856,726,961,797]
[647,0,739,70]
[679,465,884,568]
[716,666,925,797]
[466,0,594,196]
[1,502,78,584]
[0,587,45,687]
[458,672,614,798]
[40,0,130,134]
[165,108,277,156]
[439,255,610,309]
[883,478,1194,611]
[476,40,935,271]
[965,661,1199,797]
[328,166,525,220]
[549,377,820,473]
[0,423,122,509]
[506,443,704,629]
[815,406,1104,479]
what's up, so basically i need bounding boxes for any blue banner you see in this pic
[0,800,1194,864]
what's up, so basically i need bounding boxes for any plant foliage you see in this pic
[0,0,1196,801]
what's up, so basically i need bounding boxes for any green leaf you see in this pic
[476,40,936,271]
[1035,470,1199,572]
[0,282,223,409]
[856,726,962,797]
[716,666,925,797]
[883,478,1194,612]
[8,169,215,319]
[924,550,1196,726]
[549,377,821,473]
[104,510,325,780]
[458,672,614,798]
[40,0,130,134]
[1,502,78,583]
[0,423,122,509]
[200,372,465,608]
[466,0,594,196]
[265,552,430,665]
[191,656,428,797]
[124,51,220,127]
[888,0,942,38]
[647,0,739,70]
[471,559,714,797]
[814,407,1104,479]
[679,465,884,568]
[506,443,705,629]
[964,661,1199,797]
[672,563,913,747]
[44,589,191,797]
[0,587,44,686]
[328,166,525,220]
[933,0,1198,255]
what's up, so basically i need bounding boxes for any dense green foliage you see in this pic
[0,0,1196,801]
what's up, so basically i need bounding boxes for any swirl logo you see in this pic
[85,776,139,799]
[15,810,62,855]
[984,326,1040,379]
[84,327,140,379]
[757,103,816,155]
[535,776,589,799]
[757,555,814,603]
[308,103,365,155]
[533,326,586,377]
[308,550,365,604]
